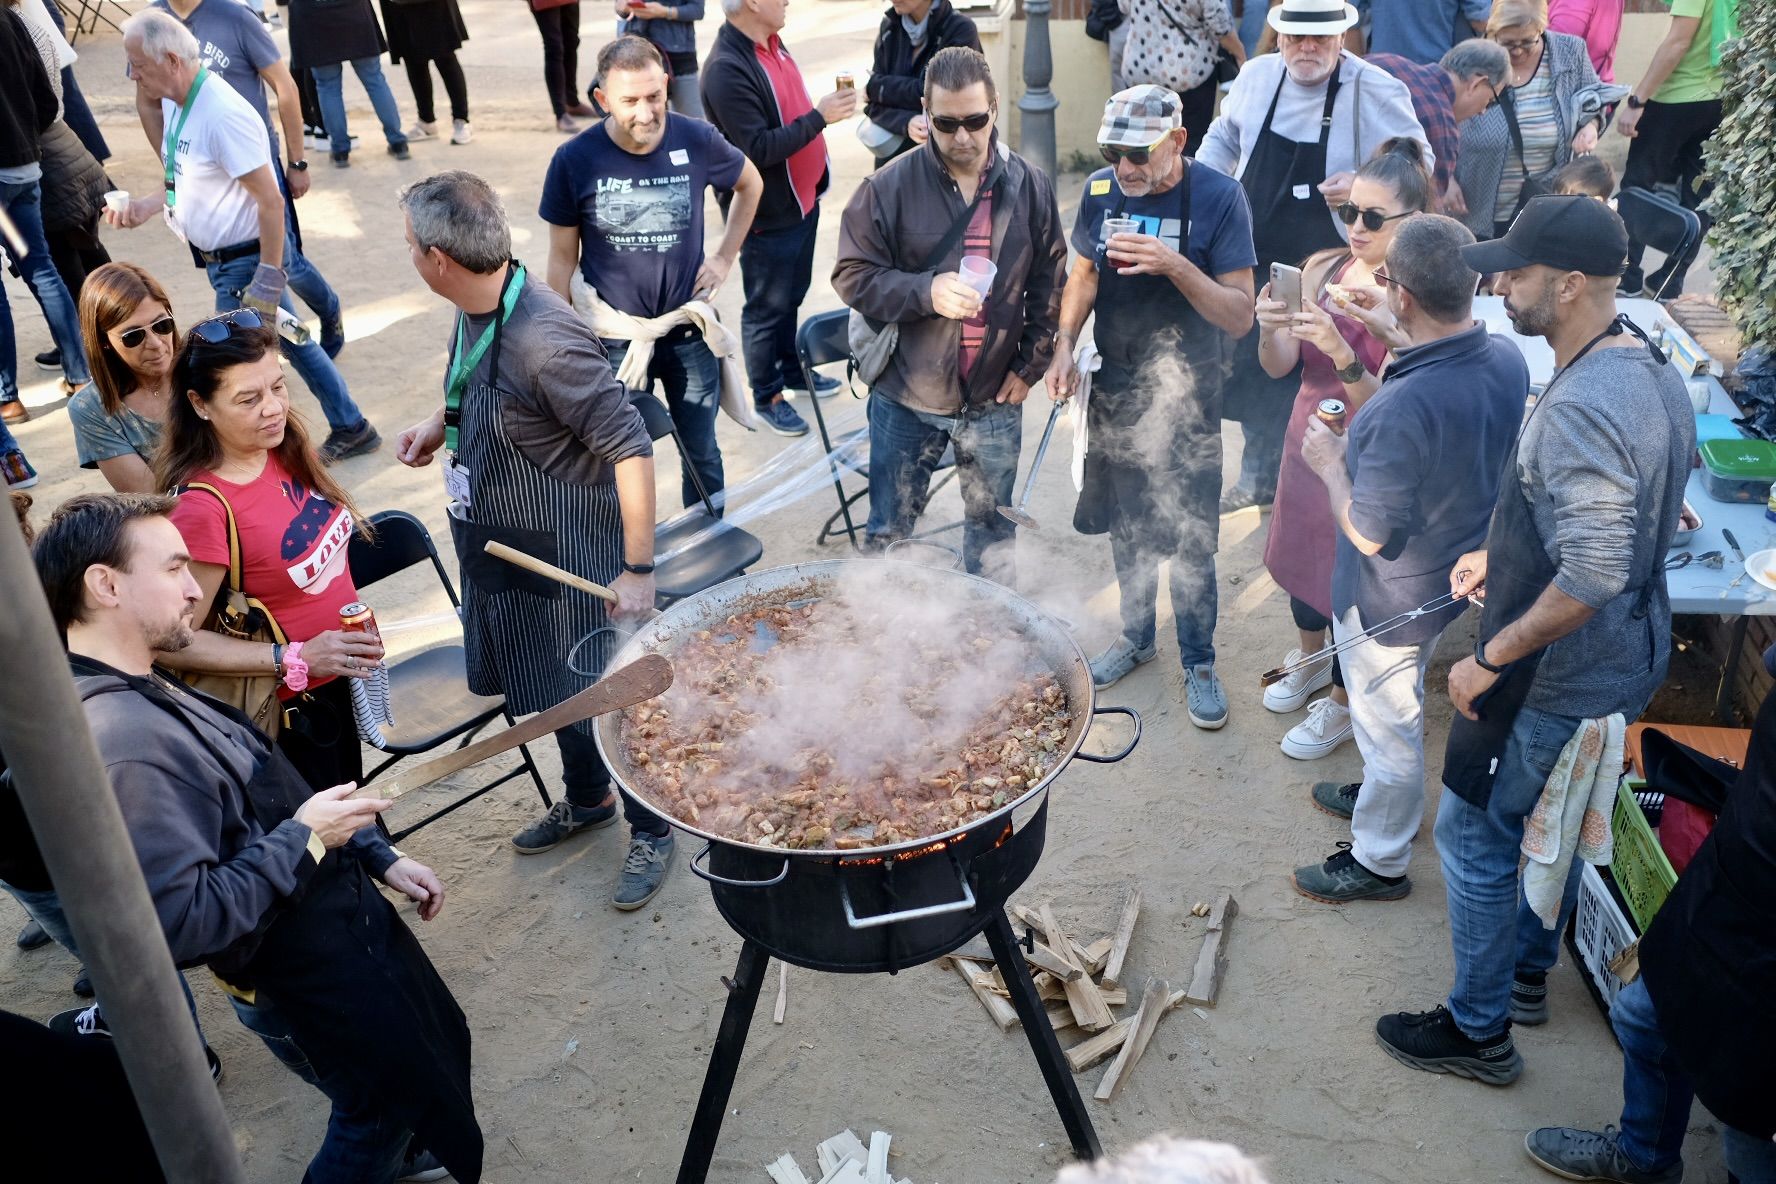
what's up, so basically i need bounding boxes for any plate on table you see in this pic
[1745,548,1776,592]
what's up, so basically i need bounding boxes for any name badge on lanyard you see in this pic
[443,454,472,508]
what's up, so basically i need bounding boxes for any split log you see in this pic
[1012,903,1100,969]
[1095,979,1171,1101]
[1183,893,1238,1007]
[1078,937,1114,977]
[816,1132,869,1179]
[766,1154,812,1184]
[773,962,788,1024]
[866,1132,890,1184]
[1040,904,1114,1032]
[1101,889,1142,989]
[940,956,1017,1029]
[1026,940,1082,982]
[1065,988,1189,1072]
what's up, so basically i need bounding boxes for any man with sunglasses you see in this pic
[1368,39,1512,212]
[1045,85,1255,728]
[834,47,1065,586]
[1195,0,1428,513]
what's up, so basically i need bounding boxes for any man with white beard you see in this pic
[1195,0,1427,513]
[1045,86,1254,729]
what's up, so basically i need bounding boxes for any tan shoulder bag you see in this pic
[179,482,288,739]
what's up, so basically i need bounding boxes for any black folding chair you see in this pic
[629,390,764,604]
[793,309,959,550]
[1616,186,1702,302]
[347,510,552,841]
[52,0,128,42]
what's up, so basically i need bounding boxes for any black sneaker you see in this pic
[755,398,809,437]
[785,371,841,398]
[511,797,619,854]
[1310,780,1360,819]
[1524,1125,1681,1183]
[1292,842,1410,903]
[49,1003,107,1038]
[1376,1005,1522,1085]
[1512,975,1550,1026]
[1219,485,1272,514]
[73,968,93,998]
[17,919,49,950]
[318,420,381,463]
[388,141,411,160]
[320,315,346,359]
[398,1148,450,1181]
[34,347,60,371]
[331,151,350,168]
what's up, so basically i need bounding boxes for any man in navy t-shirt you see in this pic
[541,36,762,509]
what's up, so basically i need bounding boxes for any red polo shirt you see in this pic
[753,34,825,218]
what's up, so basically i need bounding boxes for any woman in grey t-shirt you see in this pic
[69,262,179,493]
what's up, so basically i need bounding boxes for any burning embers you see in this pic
[616,588,1074,850]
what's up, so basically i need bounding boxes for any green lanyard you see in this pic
[444,262,526,452]
[162,67,210,212]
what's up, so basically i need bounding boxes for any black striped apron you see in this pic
[447,305,626,734]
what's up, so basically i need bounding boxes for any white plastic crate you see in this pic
[1572,863,1638,1012]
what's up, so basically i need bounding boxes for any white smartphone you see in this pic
[1270,262,1304,316]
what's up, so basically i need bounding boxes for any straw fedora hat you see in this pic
[1267,0,1359,36]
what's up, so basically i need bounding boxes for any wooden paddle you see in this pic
[352,653,672,802]
[484,540,619,604]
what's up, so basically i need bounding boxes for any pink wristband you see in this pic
[281,641,310,693]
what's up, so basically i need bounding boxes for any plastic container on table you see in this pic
[1610,778,1679,932]
[1698,437,1776,502]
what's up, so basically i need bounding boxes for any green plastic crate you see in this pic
[1610,779,1678,932]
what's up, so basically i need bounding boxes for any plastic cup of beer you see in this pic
[1101,215,1139,246]
[103,190,130,215]
[959,256,997,298]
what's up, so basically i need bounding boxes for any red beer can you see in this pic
[339,601,379,637]
[1316,398,1347,435]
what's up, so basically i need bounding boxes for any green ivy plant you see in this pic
[1703,8,1773,350]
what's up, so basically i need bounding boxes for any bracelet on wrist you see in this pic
[1473,639,1505,674]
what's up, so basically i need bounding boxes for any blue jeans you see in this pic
[270,131,342,328]
[0,178,92,393]
[0,413,23,462]
[738,209,818,405]
[864,394,1022,586]
[311,57,408,155]
[603,332,724,509]
[228,992,411,1184]
[205,251,365,432]
[1434,705,1585,1039]
[1108,507,1218,668]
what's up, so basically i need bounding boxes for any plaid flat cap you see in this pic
[1098,85,1183,148]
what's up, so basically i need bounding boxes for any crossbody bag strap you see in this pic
[1499,85,1528,172]
[918,154,1002,273]
[183,481,244,595]
[1350,62,1362,168]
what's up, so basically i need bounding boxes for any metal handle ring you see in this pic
[837,853,977,930]
[1075,704,1142,764]
[688,842,790,889]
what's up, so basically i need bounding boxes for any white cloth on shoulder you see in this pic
[1068,339,1102,493]
[1520,713,1624,930]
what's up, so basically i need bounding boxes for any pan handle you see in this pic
[838,857,976,930]
[1074,705,1142,764]
[688,842,790,889]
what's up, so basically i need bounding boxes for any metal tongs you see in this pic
[1259,589,1474,687]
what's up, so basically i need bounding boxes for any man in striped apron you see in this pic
[394,171,676,911]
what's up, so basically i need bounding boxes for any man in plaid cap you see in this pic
[1046,85,1256,729]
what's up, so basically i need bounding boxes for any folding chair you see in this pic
[52,0,129,42]
[347,510,552,841]
[1616,186,1702,302]
[793,308,959,550]
[629,390,764,604]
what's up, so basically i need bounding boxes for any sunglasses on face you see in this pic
[112,314,176,350]
[1337,202,1413,232]
[929,111,993,135]
[187,307,265,344]
[1374,266,1415,298]
[1099,134,1169,166]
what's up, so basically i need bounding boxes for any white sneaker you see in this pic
[451,119,474,145]
[1280,697,1353,760]
[1262,647,1334,713]
[405,121,437,140]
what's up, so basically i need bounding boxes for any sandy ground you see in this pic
[0,4,1733,1181]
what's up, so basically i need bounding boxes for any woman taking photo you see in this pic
[69,263,179,494]
[153,311,384,790]
[1252,139,1432,763]
[1451,0,1601,236]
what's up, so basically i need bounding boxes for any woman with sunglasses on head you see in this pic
[1452,0,1602,239]
[67,263,182,494]
[1252,137,1431,763]
[151,311,385,792]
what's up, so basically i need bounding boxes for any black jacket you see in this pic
[701,20,829,232]
[287,0,387,72]
[0,9,56,170]
[38,121,110,235]
[864,0,981,138]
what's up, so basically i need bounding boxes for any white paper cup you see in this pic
[103,190,130,214]
[959,256,996,298]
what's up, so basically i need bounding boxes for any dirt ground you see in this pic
[0,4,1734,1181]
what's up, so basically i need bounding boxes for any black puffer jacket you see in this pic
[37,121,110,235]
[0,9,56,169]
[864,0,981,138]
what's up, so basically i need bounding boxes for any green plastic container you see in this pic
[1611,779,1678,932]
[1698,438,1776,503]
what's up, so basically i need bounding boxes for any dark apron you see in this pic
[1224,68,1349,431]
[81,669,484,1182]
[1442,324,1671,808]
[1074,164,1223,547]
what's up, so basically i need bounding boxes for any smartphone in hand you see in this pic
[1270,263,1304,316]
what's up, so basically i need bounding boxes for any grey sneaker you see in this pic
[318,420,381,463]
[1311,780,1361,819]
[1089,637,1157,689]
[1512,976,1550,1026]
[1524,1126,1681,1183]
[1184,664,1228,730]
[1292,842,1410,903]
[511,797,618,854]
[614,831,675,910]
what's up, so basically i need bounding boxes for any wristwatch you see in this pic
[623,561,656,575]
[1626,95,1646,110]
[288,159,309,172]
[1473,639,1505,674]
[1335,356,1368,385]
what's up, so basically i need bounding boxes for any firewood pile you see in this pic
[765,1128,906,1184]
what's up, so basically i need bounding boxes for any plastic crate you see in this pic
[1611,779,1678,932]
[1572,863,1637,1014]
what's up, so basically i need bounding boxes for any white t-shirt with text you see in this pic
[160,73,271,252]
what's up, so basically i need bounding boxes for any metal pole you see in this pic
[0,508,246,1182]
[1018,0,1059,177]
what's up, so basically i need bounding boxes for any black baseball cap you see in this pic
[1460,195,1629,277]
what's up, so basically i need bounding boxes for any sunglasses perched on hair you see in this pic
[187,307,266,344]
[929,111,993,135]
[1099,134,1170,167]
[1336,202,1414,232]
[111,314,176,349]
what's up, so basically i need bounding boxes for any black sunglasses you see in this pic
[187,307,266,344]
[929,111,993,135]
[1099,135,1168,167]
[1336,202,1414,232]
[112,314,176,350]
[1374,266,1415,298]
